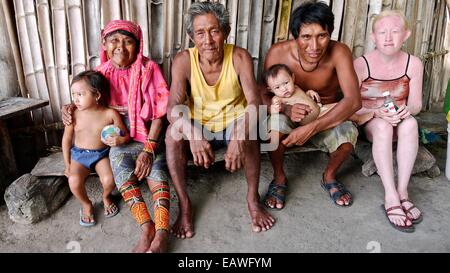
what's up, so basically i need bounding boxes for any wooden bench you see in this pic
[0,97,48,175]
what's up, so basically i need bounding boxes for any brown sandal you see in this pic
[381,205,415,233]
[400,199,423,224]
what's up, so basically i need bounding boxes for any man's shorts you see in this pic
[267,113,358,153]
[71,146,110,170]
[192,117,244,151]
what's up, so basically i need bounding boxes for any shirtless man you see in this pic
[165,2,275,239]
[261,1,362,210]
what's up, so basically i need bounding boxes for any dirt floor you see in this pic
[1,139,449,253]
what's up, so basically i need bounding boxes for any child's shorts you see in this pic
[71,146,110,170]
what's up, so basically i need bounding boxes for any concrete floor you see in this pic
[1,141,449,253]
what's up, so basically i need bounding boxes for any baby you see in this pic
[264,64,373,126]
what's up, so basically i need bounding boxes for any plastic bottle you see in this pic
[382,91,398,113]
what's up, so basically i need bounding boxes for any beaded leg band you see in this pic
[150,181,170,232]
[120,181,152,226]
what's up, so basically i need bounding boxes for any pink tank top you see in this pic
[360,54,410,109]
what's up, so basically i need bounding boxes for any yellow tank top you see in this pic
[188,44,247,132]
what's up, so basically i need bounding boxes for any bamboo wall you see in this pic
[2,0,449,126]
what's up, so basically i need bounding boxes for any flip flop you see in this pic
[104,203,119,218]
[79,209,96,227]
[381,205,415,233]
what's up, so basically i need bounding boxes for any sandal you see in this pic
[104,203,119,218]
[400,199,423,224]
[79,209,96,227]
[320,179,353,207]
[263,180,287,210]
[381,205,415,233]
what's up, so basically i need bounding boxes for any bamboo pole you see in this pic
[423,1,442,110]
[121,0,130,21]
[171,0,184,59]
[22,0,53,123]
[129,0,149,57]
[66,0,87,76]
[420,0,436,57]
[331,0,345,41]
[163,0,173,81]
[248,0,264,77]
[236,0,252,49]
[227,0,239,45]
[341,0,359,51]
[1,0,26,98]
[404,0,417,53]
[258,0,277,81]
[36,0,61,121]
[51,0,71,107]
[430,1,447,106]
[364,0,382,55]
[149,0,164,64]
[182,0,193,50]
[101,0,121,28]
[84,0,101,69]
[352,0,369,58]
[413,0,426,57]
[274,0,292,43]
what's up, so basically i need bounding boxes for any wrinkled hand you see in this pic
[224,140,245,172]
[271,97,282,114]
[306,90,321,103]
[61,104,76,126]
[285,103,312,123]
[134,152,152,181]
[396,104,411,120]
[282,123,316,147]
[189,139,214,169]
[374,108,401,126]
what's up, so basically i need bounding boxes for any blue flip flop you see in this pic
[79,209,96,227]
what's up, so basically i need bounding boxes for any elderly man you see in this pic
[261,1,362,210]
[165,1,275,238]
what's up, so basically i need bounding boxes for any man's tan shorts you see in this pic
[267,113,358,153]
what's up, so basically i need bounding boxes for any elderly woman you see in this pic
[63,20,170,252]
[354,10,424,232]
[165,1,275,239]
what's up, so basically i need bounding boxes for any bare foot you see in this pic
[147,230,169,253]
[132,223,155,253]
[248,202,275,232]
[400,199,422,222]
[171,210,195,239]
